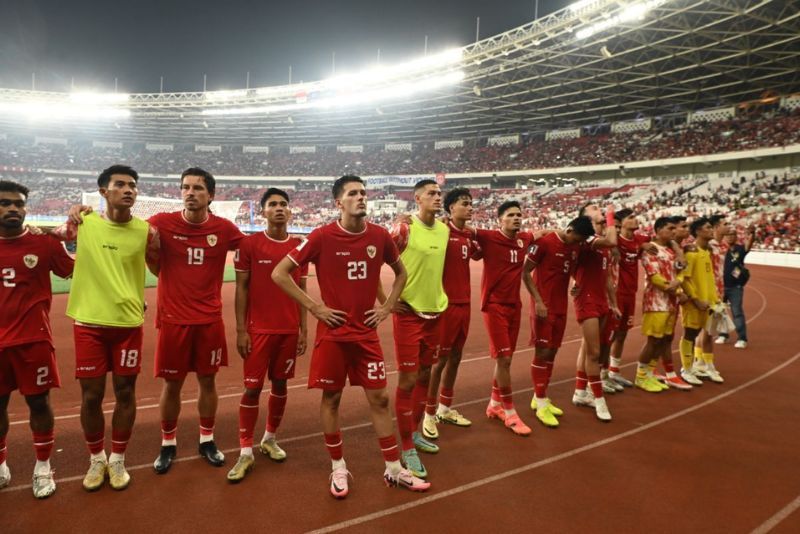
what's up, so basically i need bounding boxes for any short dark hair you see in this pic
[181,167,215,196]
[578,202,596,217]
[709,214,726,227]
[690,217,710,237]
[654,216,672,232]
[332,175,364,200]
[669,215,687,224]
[260,187,289,208]
[615,208,633,222]
[414,179,437,192]
[567,215,595,238]
[444,187,472,214]
[98,165,139,189]
[0,180,30,200]
[498,200,521,217]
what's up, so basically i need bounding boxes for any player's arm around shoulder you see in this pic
[145,224,160,276]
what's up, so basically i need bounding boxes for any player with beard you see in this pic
[227,188,308,482]
[273,175,428,498]
[150,168,245,474]
[0,181,74,499]
[571,203,618,422]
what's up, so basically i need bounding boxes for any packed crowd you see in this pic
[2,109,799,177]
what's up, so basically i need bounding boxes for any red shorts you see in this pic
[438,303,471,356]
[392,312,440,373]
[531,313,568,349]
[155,320,228,379]
[575,300,610,324]
[243,333,299,389]
[74,325,144,378]
[0,341,60,396]
[482,302,521,359]
[308,338,386,391]
[615,294,636,332]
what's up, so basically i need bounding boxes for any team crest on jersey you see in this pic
[23,254,39,269]
[207,234,218,247]
[517,239,524,248]
[366,245,377,259]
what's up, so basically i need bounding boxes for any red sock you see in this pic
[324,431,343,461]
[161,419,177,442]
[588,375,604,399]
[111,428,131,455]
[575,370,588,391]
[84,431,105,455]
[199,417,215,438]
[239,393,259,449]
[499,386,514,410]
[609,361,621,373]
[32,430,54,462]
[411,381,428,427]
[545,360,555,389]
[532,357,548,398]
[663,359,675,374]
[378,435,400,463]
[491,379,501,402]
[395,387,415,451]
[439,387,454,408]
[267,382,288,433]
[0,435,7,464]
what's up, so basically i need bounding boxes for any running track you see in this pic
[1,263,798,534]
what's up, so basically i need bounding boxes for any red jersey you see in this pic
[525,231,579,315]
[475,229,534,310]
[0,231,74,348]
[574,237,611,308]
[288,221,400,341]
[234,232,308,334]
[616,233,650,297]
[443,222,481,304]
[149,211,244,325]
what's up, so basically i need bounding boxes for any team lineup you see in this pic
[0,166,747,500]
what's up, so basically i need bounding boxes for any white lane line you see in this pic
[0,284,771,494]
[751,494,800,534]
[309,349,800,534]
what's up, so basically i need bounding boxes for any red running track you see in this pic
[1,264,799,533]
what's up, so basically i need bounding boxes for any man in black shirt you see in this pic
[720,227,755,348]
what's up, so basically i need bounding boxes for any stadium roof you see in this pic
[0,0,798,147]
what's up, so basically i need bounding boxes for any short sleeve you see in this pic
[470,238,483,260]
[390,223,410,253]
[525,239,546,265]
[226,220,246,250]
[383,228,401,265]
[48,237,75,279]
[474,228,491,246]
[234,237,250,272]
[288,228,322,267]
[641,254,658,278]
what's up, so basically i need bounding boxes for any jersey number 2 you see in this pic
[2,267,15,287]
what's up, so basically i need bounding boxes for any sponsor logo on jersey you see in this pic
[23,254,38,268]
[366,245,377,259]
[207,234,218,247]
[173,235,188,241]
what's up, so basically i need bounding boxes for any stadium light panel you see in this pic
[575,0,666,40]
[0,100,130,120]
[569,0,601,12]
[205,89,249,101]
[201,70,464,116]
